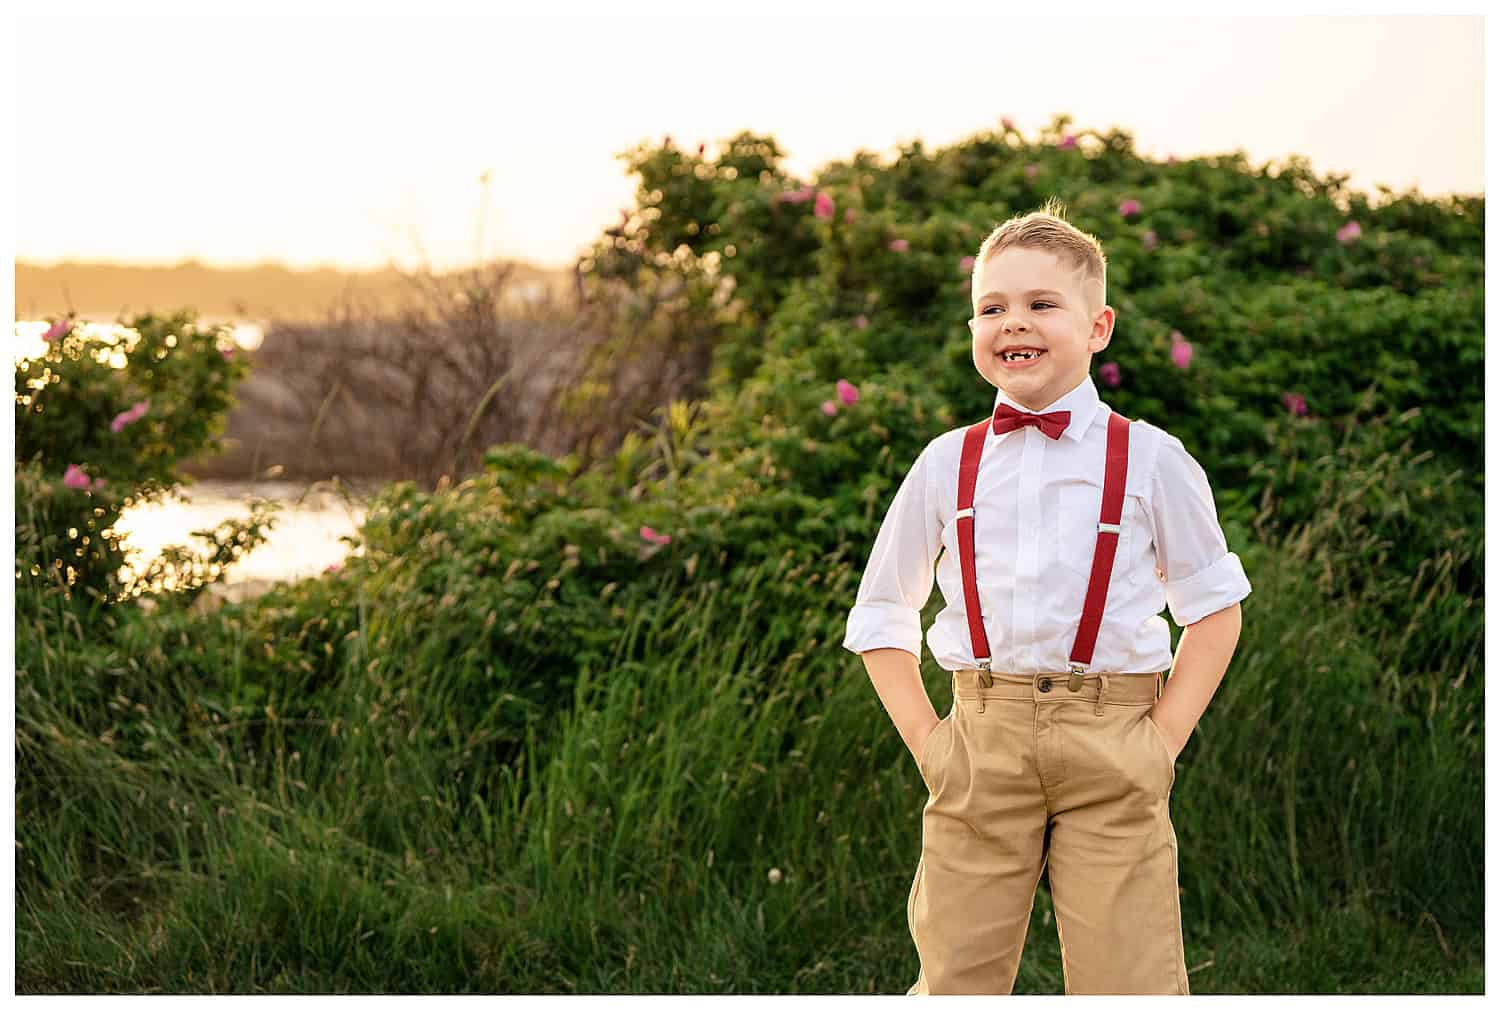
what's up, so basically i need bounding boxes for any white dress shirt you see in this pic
[841,374,1252,673]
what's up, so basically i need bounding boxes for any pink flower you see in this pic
[42,317,71,342]
[958,255,975,273]
[775,185,816,205]
[697,142,705,156]
[1170,331,1193,369]
[1119,198,1141,218]
[836,378,859,405]
[1001,116,1015,131]
[63,464,97,490]
[325,562,342,575]
[853,314,869,329]
[1099,361,1121,388]
[221,345,236,360]
[821,400,839,417]
[1143,229,1158,251]
[814,190,835,220]
[1056,134,1077,149]
[1166,154,1178,165]
[1282,392,1307,417]
[640,525,672,545]
[1024,163,1040,180]
[1336,220,1362,243]
[888,238,909,253]
[109,399,151,433]
[844,207,858,223]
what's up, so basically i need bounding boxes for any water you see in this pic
[13,317,266,362]
[114,478,377,601]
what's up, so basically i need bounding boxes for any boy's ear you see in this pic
[1090,305,1116,351]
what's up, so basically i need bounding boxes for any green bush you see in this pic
[14,310,277,612]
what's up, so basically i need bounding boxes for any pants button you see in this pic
[1038,677,1052,692]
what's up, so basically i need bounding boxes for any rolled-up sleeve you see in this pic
[842,441,944,662]
[1151,434,1252,627]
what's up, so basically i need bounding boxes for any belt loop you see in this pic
[1155,670,1163,701]
[1094,672,1109,717]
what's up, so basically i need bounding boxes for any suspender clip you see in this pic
[1067,661,1087,693]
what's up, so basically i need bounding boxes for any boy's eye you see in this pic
[982,302,1053,313]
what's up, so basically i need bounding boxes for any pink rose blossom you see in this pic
[959,255,975,273]
[1282,392,1307,416]
[775,185,815,205]
[326,562,342,575]
[1336,220,1362,243]
[1170,332,1193,369]
[888,238,909,253]
[854,314,869,329]
[63,464,96,490]
[1001,116,1015,131]
[1143,229,1158,250]
[836,379,859,405]
[1056,134,1077,149]
[1119,198,1141,217]
[821,400,839,417]
[1099,361,1121,388]
[844,207,858,223]
[221,345,235,360]
[1166,154,1178,165]
[640,525,672,545]
[814,190,834,220]
[1024,163,1040,180]
[42,317,71,342]
[110,399,151,433]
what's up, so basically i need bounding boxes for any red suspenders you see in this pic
[955,410,1132,689]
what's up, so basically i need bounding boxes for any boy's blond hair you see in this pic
[970,196,1108,316]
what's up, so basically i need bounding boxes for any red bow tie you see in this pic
[992,402,1071,440]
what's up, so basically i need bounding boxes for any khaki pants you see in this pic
[907,668,1189,995]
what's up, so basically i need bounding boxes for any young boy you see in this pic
[842,201,1251,995]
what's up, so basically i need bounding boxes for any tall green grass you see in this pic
[16,464,1481,991]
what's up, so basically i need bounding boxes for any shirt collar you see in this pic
[991,373,1101,443]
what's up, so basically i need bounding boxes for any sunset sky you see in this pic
[13,12,1487,275]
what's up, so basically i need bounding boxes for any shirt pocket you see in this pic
[1053,478,1145,584]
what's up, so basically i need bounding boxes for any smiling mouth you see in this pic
[997,349,1046,369]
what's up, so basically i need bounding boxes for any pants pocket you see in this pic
[917,711,953,792]
[1143,711,1176,792]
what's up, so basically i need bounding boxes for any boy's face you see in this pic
[968,245,1114,412]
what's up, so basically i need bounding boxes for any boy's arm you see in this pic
[1148,433,1253,757]
[1152,602,1241,759]
[842,441,945,762]
[861,648,941,764]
